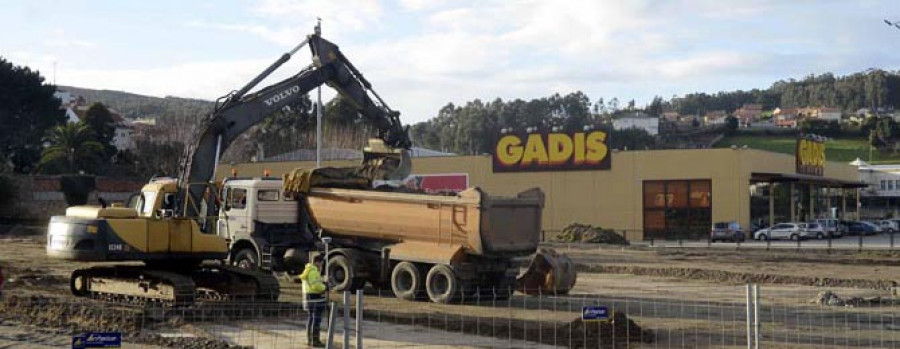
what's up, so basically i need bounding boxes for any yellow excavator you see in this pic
[46,25,412,305]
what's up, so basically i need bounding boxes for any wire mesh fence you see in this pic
[0,284,897,348]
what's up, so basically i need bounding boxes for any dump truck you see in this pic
[217,174,569,303]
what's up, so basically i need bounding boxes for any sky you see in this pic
[3,0,900,123]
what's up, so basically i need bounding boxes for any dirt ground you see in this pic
[1,228,899,348]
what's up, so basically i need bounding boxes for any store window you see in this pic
[882,180,888,190]
[643,179,712,240]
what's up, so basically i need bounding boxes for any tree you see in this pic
[83,102,116,156]
[646,96,664,116]
[724,116,739,135]
[37,122,105,174]
[0,57,66,172]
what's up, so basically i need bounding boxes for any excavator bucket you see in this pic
[516,247,578,295]
[360,138,412,181]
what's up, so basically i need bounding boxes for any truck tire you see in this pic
[232,248,259,270]
[391,262,424,301]
[425,265,460,304]
[327,255,365,291]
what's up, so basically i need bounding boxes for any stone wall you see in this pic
[0,175,145,222]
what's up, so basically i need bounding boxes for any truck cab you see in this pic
[217,178,313,272]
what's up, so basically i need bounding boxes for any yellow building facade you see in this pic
[221,148,862,240]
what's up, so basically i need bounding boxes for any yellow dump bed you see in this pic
[305,187,544,257]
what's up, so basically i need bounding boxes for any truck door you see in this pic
[224,187,250,239]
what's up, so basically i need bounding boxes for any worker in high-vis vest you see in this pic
[300,254,328,347]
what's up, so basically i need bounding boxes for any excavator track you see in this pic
[70,266,197,306]
[69,265,280,307]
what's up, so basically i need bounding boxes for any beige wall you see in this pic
[220,149,859,240]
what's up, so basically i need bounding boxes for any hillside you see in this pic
[715,135,900,163]
[58,85,213,119]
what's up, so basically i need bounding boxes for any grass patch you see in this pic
[715,135,900,163]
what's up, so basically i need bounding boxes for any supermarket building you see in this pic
[221,133,864,240]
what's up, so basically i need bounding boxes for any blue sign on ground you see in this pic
[582,305,609,322]
[72,332,122,348]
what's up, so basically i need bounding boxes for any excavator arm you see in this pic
[178,28,411,219]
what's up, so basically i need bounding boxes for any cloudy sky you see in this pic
[3,0,900,123]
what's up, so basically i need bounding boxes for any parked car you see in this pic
[876,220,898,233]
[754,223,813,241]
[861,221,882,234]
[711,221,745,242]
[811,219,844,238]
[845,221,877,236]
[802,222,828,239]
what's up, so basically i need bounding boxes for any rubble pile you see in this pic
[557,223,629,245]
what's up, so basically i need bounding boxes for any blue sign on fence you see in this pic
[582,305,609,322]
[72,332,122,348]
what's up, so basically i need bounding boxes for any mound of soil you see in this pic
[5,268,67,288]
[0,295,142,332]
[558,223,629,245]
[559,311,654,348]
[809,290,900,307]
[358,308,653,348]
[0,295,253,348]
[583,264,899,290]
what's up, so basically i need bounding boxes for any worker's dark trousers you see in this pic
[305,294,326,342]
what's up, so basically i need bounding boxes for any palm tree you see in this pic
[37,122,105,174]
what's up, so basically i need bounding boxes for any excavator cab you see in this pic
[361,138,412,180]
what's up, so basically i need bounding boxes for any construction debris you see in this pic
[557,223,629,245]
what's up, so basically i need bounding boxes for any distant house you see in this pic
[797,106,841,122]
[703,110,727,125]
[815,107,841,121]
[662,111,680,122]
[613,113,659,135]
[734,104,762,125]
[63,102,136,151]
[773,107,798,128]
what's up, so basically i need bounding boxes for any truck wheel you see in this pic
[232,248,258,270]
[327,255,364,291]
[391,262,424,301]
[425,265,459,304]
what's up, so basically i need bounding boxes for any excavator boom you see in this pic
[178,29,412,220]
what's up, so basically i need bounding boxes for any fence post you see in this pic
[892,231,895,249]
[343,291,351,349]
[746,284,753,349]
[356,291,363,349]
[753,284,760,349]
[326,302,337,349]
[858,233,863,252]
